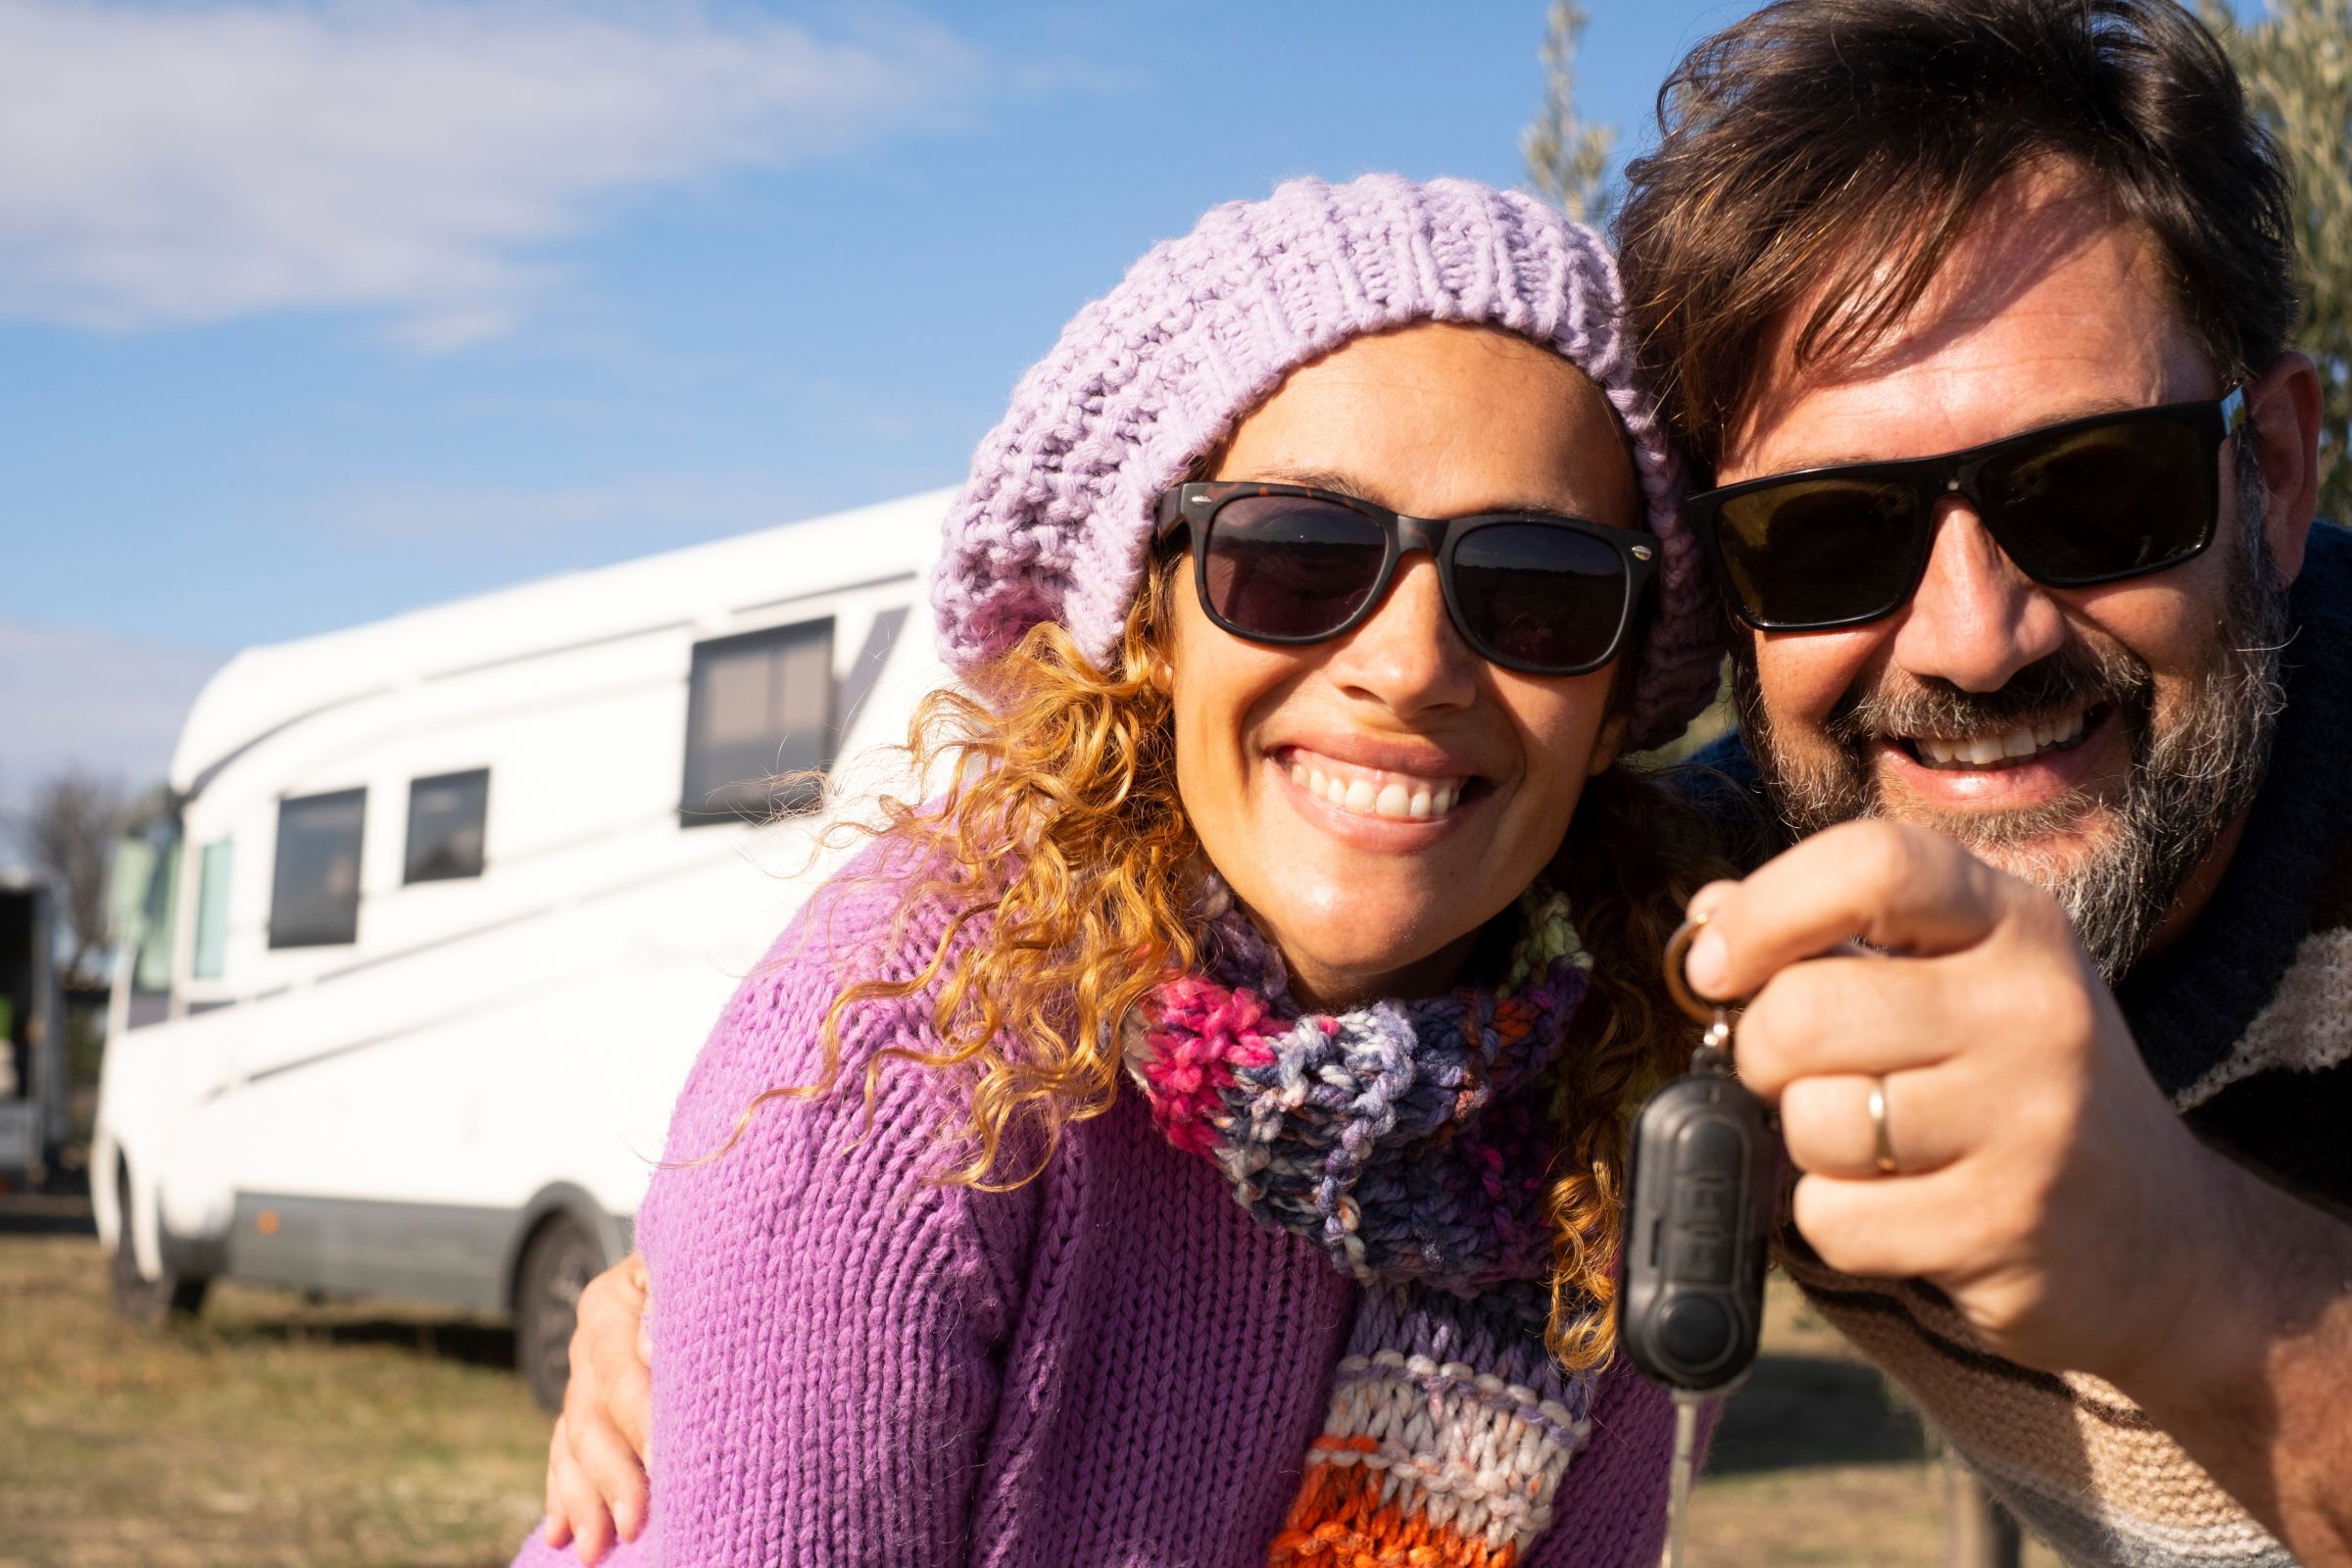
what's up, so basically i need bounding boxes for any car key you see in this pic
[1619,912,1779,1567]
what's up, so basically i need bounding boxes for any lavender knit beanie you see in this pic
[932,173,1720,751]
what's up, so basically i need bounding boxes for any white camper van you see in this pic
[94,490,952,1405]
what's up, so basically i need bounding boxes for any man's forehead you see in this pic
[1720,169,2206,476]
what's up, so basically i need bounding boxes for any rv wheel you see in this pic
[110,1225,209,1329]
[517,1212,603,1414]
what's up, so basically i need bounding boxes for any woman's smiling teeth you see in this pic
[1286,755,1466,820]
[1905,707,2093,769]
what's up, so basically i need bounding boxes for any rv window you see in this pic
[192,839,232,979]
[405,768,489,883]
[681,619,833,823]
[108,822,179,996]
[269,789,366,948]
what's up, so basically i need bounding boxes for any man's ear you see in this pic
[2249,351,2324,587]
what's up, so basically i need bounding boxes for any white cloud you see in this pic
[0,622,227,816]
[0,1,982,345]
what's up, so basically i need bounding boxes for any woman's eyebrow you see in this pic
[1243,466,1579,516]
[1245,466,1385,503]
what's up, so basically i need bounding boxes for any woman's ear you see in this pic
[1587,710,1631,778]
[1148,652,1176,695]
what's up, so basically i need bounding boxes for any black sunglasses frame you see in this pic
[1152,480,1659,677]
[1684,387,2249,633]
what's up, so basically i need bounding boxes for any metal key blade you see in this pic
[1662,1389,1703,1568]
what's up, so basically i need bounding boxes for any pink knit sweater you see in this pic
[513,852,1679,1567]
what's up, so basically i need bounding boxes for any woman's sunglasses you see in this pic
[1685,387,2248,632]
[1152,481,1657,676]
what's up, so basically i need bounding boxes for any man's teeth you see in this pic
[1287,760,1463,820]
[1910,710,2089,768]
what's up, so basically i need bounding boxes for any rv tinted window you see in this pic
[269,789,366,948]
[681,619,833,823]
[192,839,232,979]
[405,768,489,883]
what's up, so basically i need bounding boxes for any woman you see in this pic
[520,173,1724,1567]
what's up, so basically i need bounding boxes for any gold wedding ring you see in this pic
[1868,1075,1898,1176]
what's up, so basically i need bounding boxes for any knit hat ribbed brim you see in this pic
[931,173,1721,751]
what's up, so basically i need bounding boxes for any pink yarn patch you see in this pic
[1139,976,1277,1155]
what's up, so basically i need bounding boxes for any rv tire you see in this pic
[110,1222,209,1329]
[516,1210,603,1414]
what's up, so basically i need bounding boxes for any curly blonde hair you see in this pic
[740,554,1725,1369]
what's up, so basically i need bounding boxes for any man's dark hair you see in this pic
[1615,0,2297,473]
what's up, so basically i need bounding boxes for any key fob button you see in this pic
[1668,1228,1733,1285]
[1672,1175,1731,1225]
[1658,1294,1735,1372]
[1676,1116,1741,1171]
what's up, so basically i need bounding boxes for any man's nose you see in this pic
[1324,556,1480,714]
[1886,503,2070,692]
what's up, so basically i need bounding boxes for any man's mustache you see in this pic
[1822,640,2155,751]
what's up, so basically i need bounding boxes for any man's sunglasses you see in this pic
[1685,387,2248,632]
[1152,481,1657,676]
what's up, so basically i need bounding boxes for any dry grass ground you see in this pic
[0,1230,545,1568]
[0,1213,2059,1568]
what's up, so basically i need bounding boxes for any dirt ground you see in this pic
[0,1204,2059,1568]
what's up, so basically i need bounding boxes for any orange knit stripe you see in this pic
[1266,1449,1523,1568]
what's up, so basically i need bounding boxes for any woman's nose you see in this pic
[1322,557,1480,715]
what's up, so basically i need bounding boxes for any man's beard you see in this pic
[1735,484,2290,984]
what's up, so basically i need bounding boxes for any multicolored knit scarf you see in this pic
[1127,879,1600,1566]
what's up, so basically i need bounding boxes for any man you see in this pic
[1614,1,2351,1563]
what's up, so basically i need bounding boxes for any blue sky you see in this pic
[3,0,1763,809]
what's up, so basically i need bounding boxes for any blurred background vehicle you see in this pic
[0,872,69,1187]
[91,490,948,1407]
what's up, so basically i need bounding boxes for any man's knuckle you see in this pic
[1730,1005,1784,1086]
[1792,1182,1865,1272]
[1834,819,1911,884]
[1753,970,1834,1068]
[2028,978,2100,1061]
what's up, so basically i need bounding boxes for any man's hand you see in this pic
[541,1253,653,1563]
[1685,819,2352,1566]
[1683,819,2231,1384]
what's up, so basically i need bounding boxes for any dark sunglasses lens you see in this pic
[1713,478,1923,626]
[1449,523,1630,671]
[1981,416,2215,584]
[1200,495,1389,639]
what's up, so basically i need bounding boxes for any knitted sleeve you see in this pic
[514,865,1041,1568]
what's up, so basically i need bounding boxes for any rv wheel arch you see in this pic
[109,1155,210,1329]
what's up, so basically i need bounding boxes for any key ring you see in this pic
[1663,910,1739,1061]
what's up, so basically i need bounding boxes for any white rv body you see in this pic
[94,491,952,1347]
